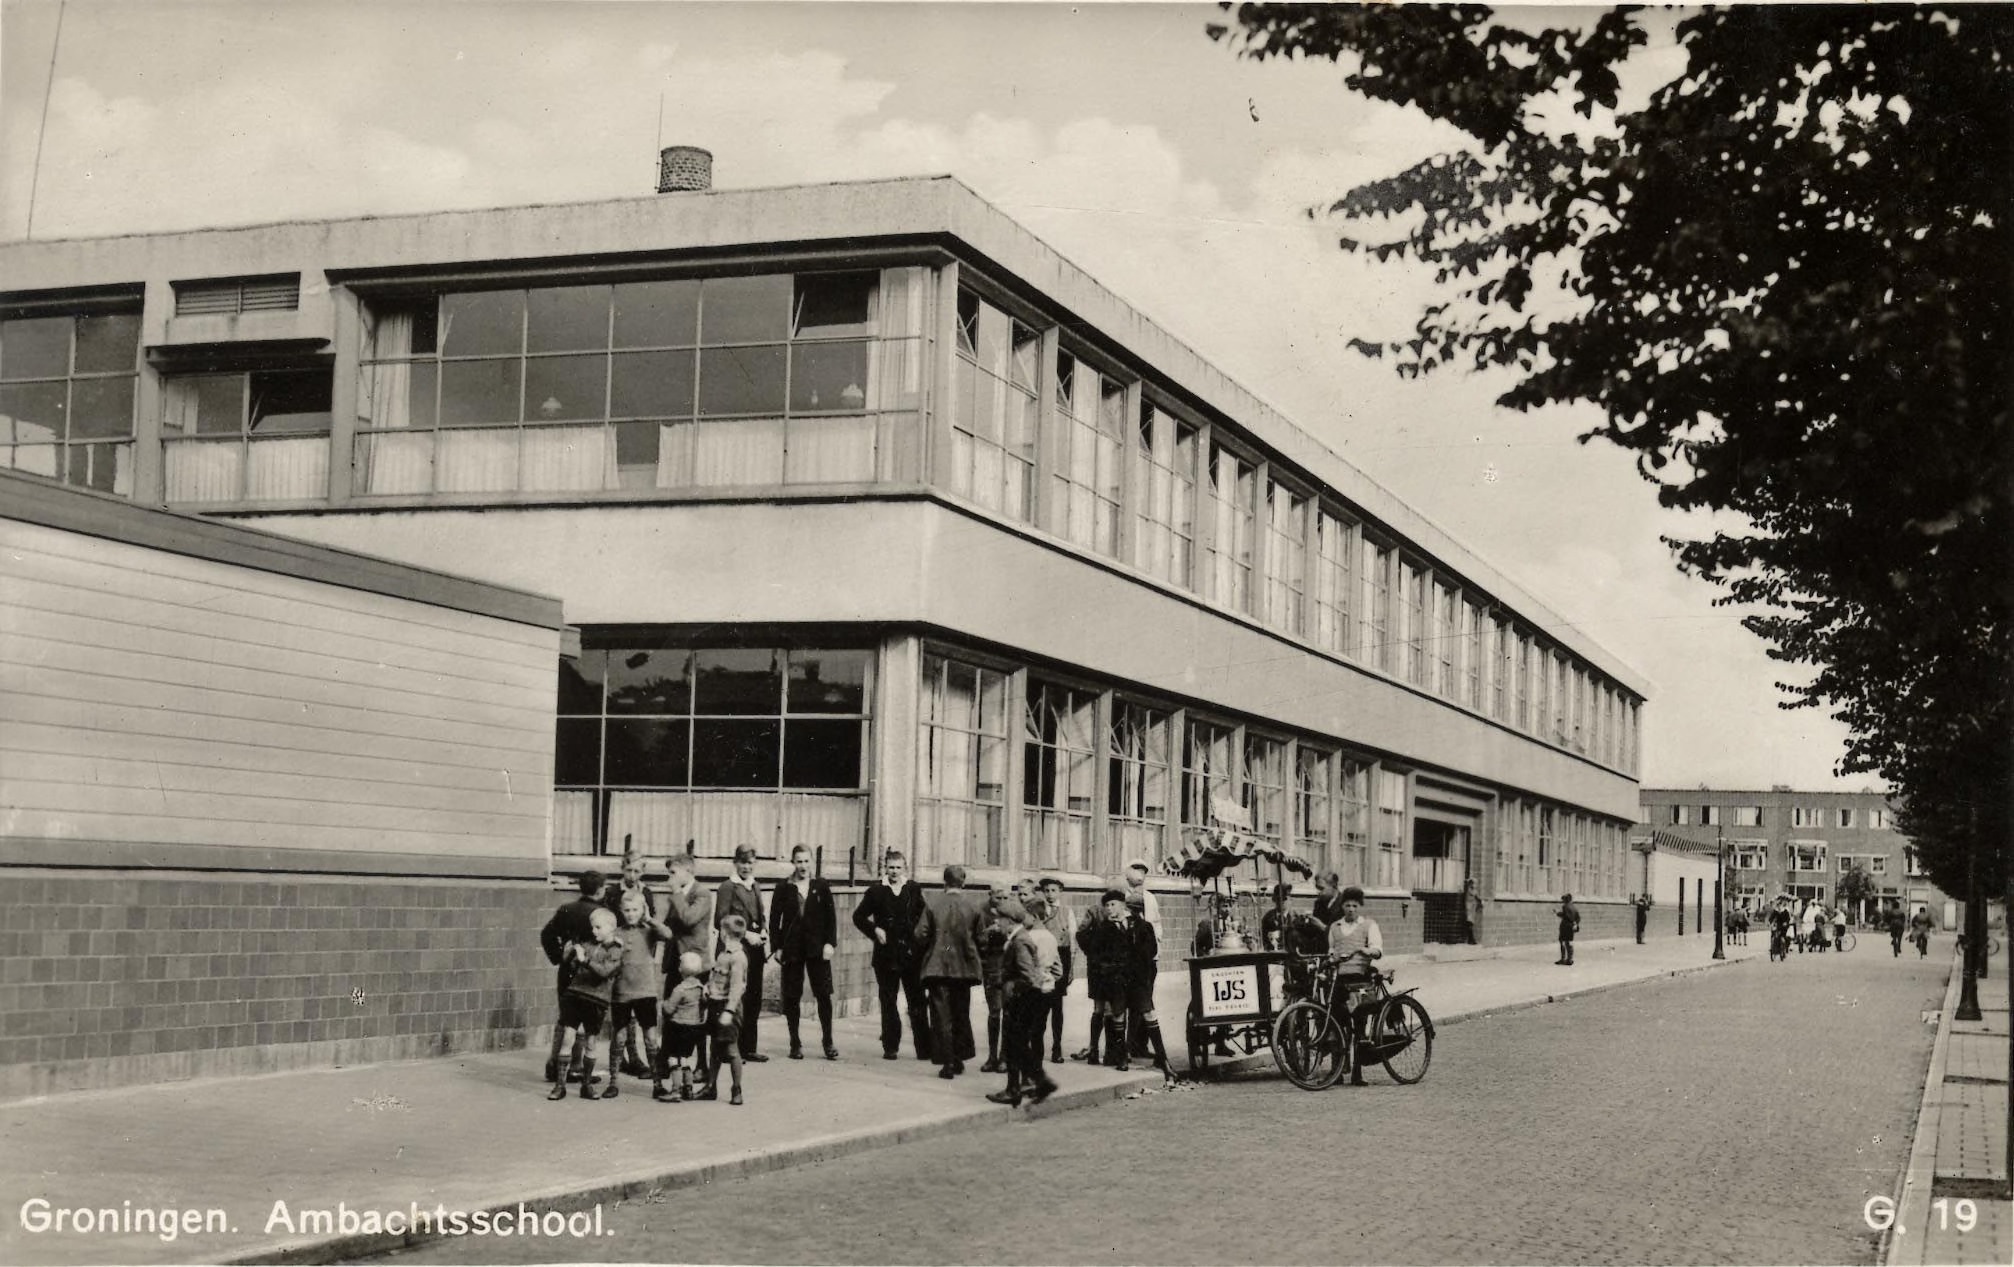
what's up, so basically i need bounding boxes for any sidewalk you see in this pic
[1887,951,2011,1267]
[0,934,1760,1266]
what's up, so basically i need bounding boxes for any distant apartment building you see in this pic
[1634,787,1957,926]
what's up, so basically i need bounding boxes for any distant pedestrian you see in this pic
[1832,906,1847,950]
[606,889,674,1102]
[916,864,985,1080]
[1463,878,1483,945]
[852,850,931,1062]
[661,952,708,1100]
[714,845,770,1063]
[698,913,750,1105]
[548,906,625,1101]
[1799,901,1821,953]
[1071,899,1112,1065]
[1909,907,1934,958]
[1555,894,1580,966]
[540,870,608,1085]
[1632,893,1651,945]
[1886,904,1907,957]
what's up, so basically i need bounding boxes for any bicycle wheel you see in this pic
[1837,932,1856,953]
[1989,936,2003,958]
[1272,1000,1347,1091]
[1185,1001,1208,1074]
[1373,995,1433,1084]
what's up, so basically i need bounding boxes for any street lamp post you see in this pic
[1712,825,1726,961]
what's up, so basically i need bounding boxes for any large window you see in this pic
[1791,806,1823,828]
[1370,767,1407,888]
[951,288,1038,520]
[1203,443,1257,614]
[1434,582,1459,698]
[1242,733,1288,844]
[1789,841,1829,871]
[1296,746,1335,877]
[1311,510,1356,657]
[1336,757,1371,886]
[1733,805,1764,827]
[0,307,140,495]
[1182,718,1237,831]
[356,268,925,497]
[1494,620,1513,721]
[1049,352,1124,556]
[1514,634,1532,731]
[1465,602,1485,709]
[553,641,870,859]
[1261,479,1308,635]
[163,367,332,503]
[1108,700,1172,875]
[1362,538,1394,673]
[1130,402,1198,589]
[918,653,1011,869]
[1402,562,1429,686]
[1023,679,1098,873]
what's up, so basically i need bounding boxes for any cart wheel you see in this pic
[1373,995,1433,1084]
[1272,1000,1346,1090]
[1185,1002,1209,1074]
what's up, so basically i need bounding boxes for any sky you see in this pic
[0,0,1883,793]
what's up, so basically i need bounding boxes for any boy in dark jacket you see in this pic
[978,887,1012,1073]
[549,906,625,1100]
[540,870,608,1083]
[1076,890,1136,1071]
[1122,890,1174,1076]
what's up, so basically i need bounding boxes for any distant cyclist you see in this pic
[1768,900,1794,961]
[1909,907,1935,958]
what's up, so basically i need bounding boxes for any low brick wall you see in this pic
[0,869,556,1100]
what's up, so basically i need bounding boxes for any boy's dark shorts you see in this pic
[557,995,607,1036]
[663,1021,705,1060]
[611,997,658,1031]
[702,999,738,1044]
[1121,981,1157,1018]
[1092,987,1128,1014]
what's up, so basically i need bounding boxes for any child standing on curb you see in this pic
[540,870,608,1085]
[699,913,751,1105]
[550,906,625,1101]
[1077,890,1135,1071]
[661,951,708,1100]
[607,889,674,1102]
[1556,893,1580,966]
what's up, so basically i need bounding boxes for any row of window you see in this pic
[1728,843,1926,878]
[947,286,1641,775]
[1494,798,1630,900]
[1659,804,1893,829]
[3,269,1640,780]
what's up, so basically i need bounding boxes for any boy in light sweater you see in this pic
[549,906,625,1101]
[698,913,751,1105]
[607,889,675,1102]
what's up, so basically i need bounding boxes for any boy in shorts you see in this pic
[607,889,674,1102]
[699,913,751,1105]
[549,906,625,1101]
[661,951,708,1100]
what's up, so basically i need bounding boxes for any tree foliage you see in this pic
[1210,4,2011,898]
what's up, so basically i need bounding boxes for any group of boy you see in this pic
[538,839,844,1107]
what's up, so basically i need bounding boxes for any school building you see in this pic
[1,154,1650,1091]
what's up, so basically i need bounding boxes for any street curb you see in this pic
[224,953,1757,1265]
[1884,950,1962,1267]
[218,1067,1175,1265]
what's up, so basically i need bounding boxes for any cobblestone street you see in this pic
[374,949,1947,1266]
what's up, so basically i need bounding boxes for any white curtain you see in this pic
[364,314,415,429]
[164,441,241,502]
[436,428,520,493]
[360,432,434,494]
[784,415,876,484]
[552,791,597,855]
[245,437,328,500]
[605,791,863,861]
[520,424,610,492]
[661,419,785,488]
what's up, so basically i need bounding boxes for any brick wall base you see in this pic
[0,869,557,1100]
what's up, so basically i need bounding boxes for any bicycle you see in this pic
[1271,954,1433,1090]
[1769,926,1791,962]
[1834,931,1856,953]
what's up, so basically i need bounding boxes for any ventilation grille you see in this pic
[174,275,302,317]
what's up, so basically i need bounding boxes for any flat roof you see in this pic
[0,175,1647,695]
[1,470,566,631]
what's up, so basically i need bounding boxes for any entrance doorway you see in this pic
[1413,819,1471,944]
